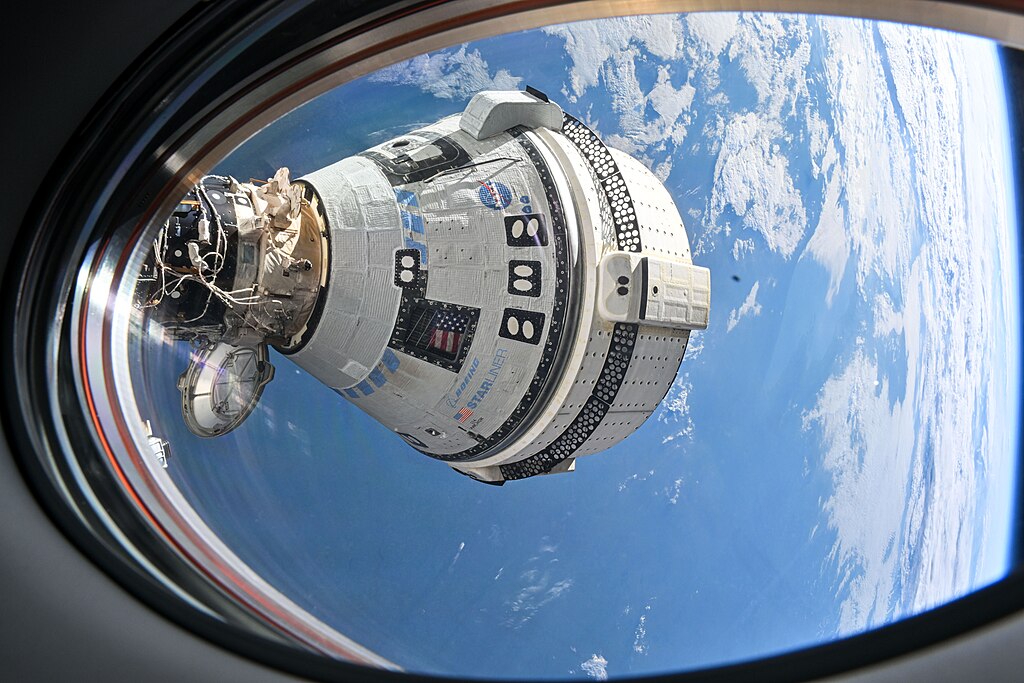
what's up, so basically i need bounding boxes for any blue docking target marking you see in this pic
[478,181,513,210]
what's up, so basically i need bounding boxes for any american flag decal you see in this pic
[455,407,474,423]
[427,310,469,356]
[393,298,480,372]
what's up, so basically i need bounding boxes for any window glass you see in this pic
[112,12,1020,679]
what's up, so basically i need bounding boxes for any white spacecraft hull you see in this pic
[286,92,709,483]
[149,90,709,484]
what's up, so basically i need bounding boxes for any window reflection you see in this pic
[118,12,1020,679]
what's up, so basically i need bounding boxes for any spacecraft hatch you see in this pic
[137,89,711,483]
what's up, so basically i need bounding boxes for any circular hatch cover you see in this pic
[177,342,275,437]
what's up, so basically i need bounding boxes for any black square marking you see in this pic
[389,295,479,372]
[504,214,548,247]
[499,308,546,345]
[507,260,542,297]
[394,248,422,288]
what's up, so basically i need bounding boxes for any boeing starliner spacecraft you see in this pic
[137,89,711,484]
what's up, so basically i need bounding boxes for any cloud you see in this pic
[872,292,903,338]
[731,238,755,261]
[505,574,573,629]
[633,609,650,654]
[727,14,812,119]
[544,16,683,100]
[663,478,684,505]
[657,374,694,443]
[447,541,465,571]
[802,137,848,304]
[544,18,694,172]
[504,541,573,628]
[683,12,739,58]
[803,349,915,633]
[369,46,521,100]
[685,15,816,258]
[580,654,608,681]
[710,113,807,257]
[799,20,915,295]
[727,281,763,332]
[802,22,1016,633]
[617,469,655,492]
[649,70,696,128]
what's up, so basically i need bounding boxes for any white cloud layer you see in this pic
[711,113,807,258]
[633,613,648,654]
[732,238,755,261]
[684,12,739,59]
[369,46,521,100]
[803,21,1016,633]
[665,478,683,505]
[727,281,763,332]
[544,16,683,100]
[657,374,694,444]
[798,20,916,298]
[581,654,608,681]
[544,17,695,172]
[702,15,814,258]
[503,540,573,629]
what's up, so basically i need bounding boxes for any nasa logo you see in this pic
[478,180,512,210]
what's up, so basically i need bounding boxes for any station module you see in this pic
[137,89,711,484]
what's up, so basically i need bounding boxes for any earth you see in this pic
[141,12,1019,680]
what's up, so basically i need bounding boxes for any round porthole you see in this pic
[5,1,1024,682]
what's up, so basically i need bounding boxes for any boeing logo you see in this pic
[452,349,509,418]
[445,357,480,408]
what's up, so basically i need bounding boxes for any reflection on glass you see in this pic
[116,12,1019,680]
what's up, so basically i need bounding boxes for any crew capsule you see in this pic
[137,89,711,484]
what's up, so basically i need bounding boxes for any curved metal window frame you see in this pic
[3,0,1023,681]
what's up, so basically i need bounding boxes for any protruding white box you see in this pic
[460,90,564,141]
[598,253,710,330]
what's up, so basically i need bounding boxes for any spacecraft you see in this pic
[137,88,710,484]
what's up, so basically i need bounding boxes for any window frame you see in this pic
[3,1,1023,681]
